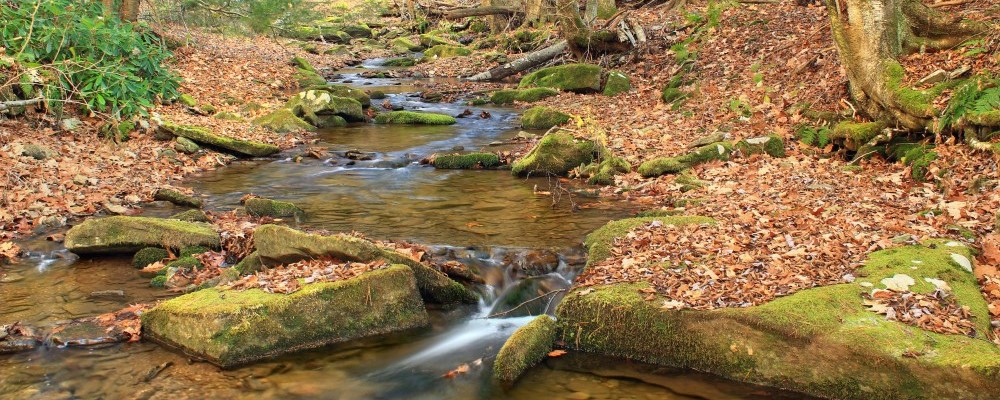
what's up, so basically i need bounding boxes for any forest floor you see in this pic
[1,0,999,339]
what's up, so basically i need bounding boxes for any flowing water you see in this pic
[0,60,808,399]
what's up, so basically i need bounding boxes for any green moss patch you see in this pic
[153,188,203,208]
[638,142,733,178]
[419,34,458,48]
[489,88,559,105]
[65,216,220,254]
[382,57,417,67]
[521,106,570,130]
[392,37,424,52]
[511,133,596,177]
[494,315,557,383]
[584,216,715,266]
[169,209,209,222]
[142,265,430,368]
[603,71,631,96]
[734,135,785,157]
[518,63,603,93]
[244,198,304,218]
[299,84,371,108]
[159,122,280,157]
[432,153,501,169]
[286,90,365,122]
[374,111,456,125]
[293,68,327,87]
[253,108,316,134]
[420,45,471,62]
[132,247,168,269]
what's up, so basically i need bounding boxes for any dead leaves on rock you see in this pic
[863,288,976,337]
[223,258,387,294]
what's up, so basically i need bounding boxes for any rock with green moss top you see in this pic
[166,255,202,271]
[734,135,785,158]
[419,34,458,48]
[432,153,501,169]
[511,133,596,177]
[661,87,689,104]
[521,106,570,130]
[133,247,169,269]
[420,45,471,62]
[558,239,1000,399]
[294,68,327,87]
[213,111,243,121]
[374,111,456,125]
[392,37,424,52]
[340,23,373,38]
[150,275,167,288]
[234,251,264,275]
[585,216,715,266]
[637,142,733,178]
[65,216,220,254]
[253,108,316,134]
[170,209,209,222]
[300,84,371,108]
[153,188,203,208]
[159,122,280,157]
[583,156,631,185]
[494,315,557,383]
[174,137,200,154]
[368,90,387,100]
[518,64,603,93]
[253,225,478,305]
[286,90,365,122]
[142,264,429,368]
[180,246,210,257]
[178,94,198,107]
[603,71,631,96]
[244,198,304,218]
[490,88,559,105]
[382,57,417,67]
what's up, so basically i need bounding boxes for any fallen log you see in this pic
[466,40,568,82]
[443,6,522,19]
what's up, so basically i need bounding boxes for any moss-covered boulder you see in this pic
[519,64,603,93]
[374,111,456,125]
[253,108,316,133]
[558,239,1000,399]
[603,71,631,96]
[291,56,316,73]
[735,135,785,157]
[142,265,429,368]
[65,216,220,254]
[637,142,733,178]
[580,156,631,185]
[253,225,477,305]
[293,67,327,87]
[494,315,557,383]
[419,34,458,48]
[300,84,371,108]
[233,251,264,275]
[159,122,280,157]
[153,188,203,208]
[288,26,351,43]
[170,209,209,222]
[286,90,365,122]
[392,37,424,52]
[244,198,304,218]
[511,133,596,177]
[132,247,168,269]
[173,137,200,154]
[521,106,570,130]
[432,153,501,169]
[489,88,559,105]
[340,23,373,38]
[420,45,471,62]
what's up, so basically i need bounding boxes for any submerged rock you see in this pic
[494,315,556,383]
[560,220,1000,399]
[244,198,304,218]
[511,133,596,177]
[253,225,478,305]
[374,111,456,125]
[518,63,603,93]
[159,122,280,157]
[65,216,220,254]
[153,188,203,208]
[142,265,430,368]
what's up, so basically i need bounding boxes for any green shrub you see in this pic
[1,0,180,119]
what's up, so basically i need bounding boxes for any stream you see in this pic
[0,59,806,399]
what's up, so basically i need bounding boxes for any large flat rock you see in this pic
[142,265,429,368]
[65,216,220,254]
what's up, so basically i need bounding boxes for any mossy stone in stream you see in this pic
[150,275,167,288]
[170,209,209,222]
[286,90,365,121]
[637,142,733,178]
[494,315,557,384]
[153,188,203,208]
[521,106,570,129]
[420,45,471,62]
[142,265,430,368]
[382,57,417,67]
[159,122,280,157]
[244,198,304,218]
[166,256,202,271]
[133,247,169,269]
[557,239,1000,399]
[300,84,371,108]
[518,63,603,93]
[432,153,501,169]
[253,225,478,305]
[489,88,559,105]
[253,108,316,134]
[294,67,327,87]
[511,133,596,177]
[734,134,785,158]
[374,111,456,125]
[65,216,220,254]
[392,37,424,52]
[603,71,631,96]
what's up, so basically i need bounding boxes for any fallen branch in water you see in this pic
[484,289,566,318]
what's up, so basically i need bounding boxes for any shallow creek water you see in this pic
[0,59,807,399]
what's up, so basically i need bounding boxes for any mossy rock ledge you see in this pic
[159,122,280,157]
[65,216,220,254]
[489,88,559,105]
[244,198,304,218]
[558,219,1000,400]
[518,63,603,93]
[494,315,557,384]
[253,225,478,305]
[511,133,597,177]
[142,265,429,368]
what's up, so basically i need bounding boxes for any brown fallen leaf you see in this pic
[547,349,567,357]
[442,363,470,379]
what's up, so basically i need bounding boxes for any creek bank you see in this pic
[550,216,1000,400]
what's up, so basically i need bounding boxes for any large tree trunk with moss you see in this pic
[824,0,986,132]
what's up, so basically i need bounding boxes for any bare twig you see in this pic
[484,289,565,318]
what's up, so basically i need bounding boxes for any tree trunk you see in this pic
[823,0,985,131]
[466,40,568,81]
[120,0,141,22]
